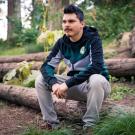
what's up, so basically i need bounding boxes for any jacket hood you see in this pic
[62,26,99,46]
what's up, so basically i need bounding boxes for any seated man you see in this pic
[35,4,111,133]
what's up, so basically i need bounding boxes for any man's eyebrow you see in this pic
[63,19,77,22]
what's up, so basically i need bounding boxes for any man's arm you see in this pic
[40,40,63,89]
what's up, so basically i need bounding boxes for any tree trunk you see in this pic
[0,52,46,63]
[7,0,14,40]
[47,0,62,30]
[47,0,69,30]
[7,0,22,40]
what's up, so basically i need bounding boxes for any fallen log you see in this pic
[0,61,66,81]
[1,59,135,82]
[0,52,47,63]
[0,83,116,120]
[0,83,86,119]
[0,62,43,81]
[105,58,135,77]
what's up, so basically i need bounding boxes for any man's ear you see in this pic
[81,21,85,27]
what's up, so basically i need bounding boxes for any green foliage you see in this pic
[22,70,39,88]
[7,27,39,47]
[0,39,6,46]
[25,43,44,54]
[11,28,39,47]
[6,1,42,47]
[37,30,63,52]
[19,28,39,44]
[3,61,33,85]
[22,127,73,135]
[85,2,135,39]
[0,44,43,56]
[7,16,22,33]
[97,0,134,5]
[0,46,23,56]
[110,85,135,100]
[7,16,23,46]
[31,1,45,30]
[94,113,135,135]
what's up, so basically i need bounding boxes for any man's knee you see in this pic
[88,74,111,97]
[35,74,44,89]
[89,74,107,87]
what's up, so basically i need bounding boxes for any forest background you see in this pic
[0,0,135,135]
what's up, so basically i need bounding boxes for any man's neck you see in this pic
[70,30,83,42]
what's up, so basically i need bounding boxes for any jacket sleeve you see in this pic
[65,37,104,88]
[40,40,63,89]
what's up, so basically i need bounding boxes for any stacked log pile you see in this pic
[0,26,135,118]
[1,58,135,81]
[0,52,46,81]
[1,26,135,80]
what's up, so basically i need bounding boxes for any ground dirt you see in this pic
[0,83,135,135]
[0,102,43,135]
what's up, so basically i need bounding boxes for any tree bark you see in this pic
[0,83,115,120]
[7,0,14,40]
[105,58,135,77]
[0,83,86,119]
[129,27,135,57]
[46,0,69,30]
[7,0,22,40]
[0,52,46,63]
[47,0,63,30]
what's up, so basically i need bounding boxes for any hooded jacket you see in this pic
[40,26,109,89]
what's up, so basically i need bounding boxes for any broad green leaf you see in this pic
[3,69,16,81]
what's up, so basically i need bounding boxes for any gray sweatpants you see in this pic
[35,73,111,127]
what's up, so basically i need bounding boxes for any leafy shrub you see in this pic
[37,30,63,52]
[22,70,39,88]
[3,61,34,86]
[19,28,39,44]
[85,2,135,39]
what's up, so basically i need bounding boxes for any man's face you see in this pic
[62,13,84,38]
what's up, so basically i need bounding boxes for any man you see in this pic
[35,4,111,132]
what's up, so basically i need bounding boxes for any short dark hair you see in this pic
[64,4,84,21]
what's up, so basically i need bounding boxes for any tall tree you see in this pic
[7,0,22,40]
[47,0,69,30]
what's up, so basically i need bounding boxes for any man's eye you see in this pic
[69,20,76,23]
[63,21,66,23]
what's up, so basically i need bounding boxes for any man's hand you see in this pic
[52,83,68,99]
[52,83,60,92]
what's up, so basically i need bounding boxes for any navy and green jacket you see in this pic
[40,26,109,89]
